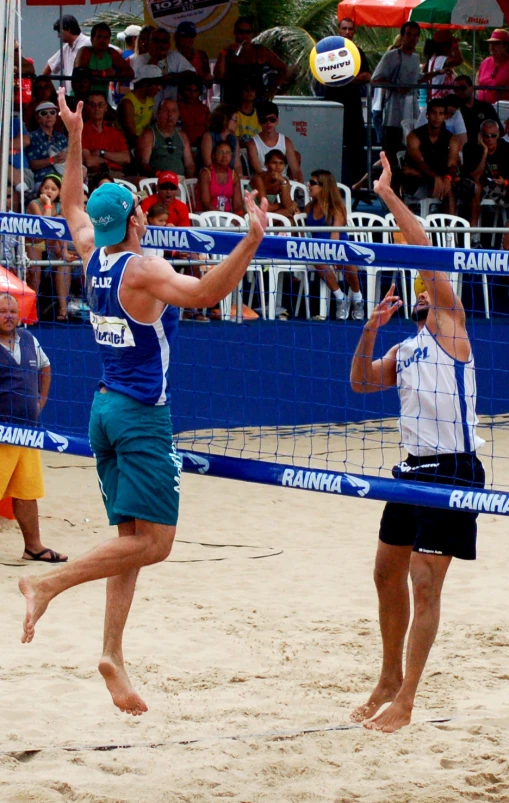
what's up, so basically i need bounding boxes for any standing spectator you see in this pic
[324,17,371,188]
[214,16,288,104]
[81,93,131,177]
[201,104,242,174]
[178,77,210,147]
[132,27,195,106]
[372,21,421,170]
[402,98,459,214]
[421,31,463,99]
[175,21,213,86]
[453,74,502,142]
[462,119,509,246]
[137,98,195,177]
[42,15,91,94]
[235,83,261,146]
[27,102,68,186]
[477,29,509,104]
[0,293,66,563]
[75,23,133,94]
[23,76,60,132]
[247,101,304,183]
[140,171,190,225]
[198,142,244,215]
[117,65,163,149]
[117,24,141,59]
[130,24,154,62]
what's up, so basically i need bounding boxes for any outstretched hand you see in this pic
[245,190,268,240]
[373,151,392,197]
[58,87,83,138]
[366,283,402,330]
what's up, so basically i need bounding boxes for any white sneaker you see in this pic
[351,299,365,320]
[336,297,351,320]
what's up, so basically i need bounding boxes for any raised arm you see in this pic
[57,88,95,267]
[350,284,401,393]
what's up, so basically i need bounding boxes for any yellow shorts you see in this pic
[0,444,44,500]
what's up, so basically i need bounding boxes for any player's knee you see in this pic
[411,566,442,609]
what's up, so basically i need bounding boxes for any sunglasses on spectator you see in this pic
[165,137,175,154]
[259,114,277,124]
[38,109,57,117]
[159,183,178,190]
[483,132,498,138]
[309,179,323,187]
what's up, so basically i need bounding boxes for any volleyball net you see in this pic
[2,211,509,516]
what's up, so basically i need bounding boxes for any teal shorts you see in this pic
[88,389,181,527]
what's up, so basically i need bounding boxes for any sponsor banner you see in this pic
[2,212,509,274]
[1,425,508,516]
[143,0,238,59]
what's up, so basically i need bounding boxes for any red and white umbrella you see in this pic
[337,0,423,28]
[410,0,509,29]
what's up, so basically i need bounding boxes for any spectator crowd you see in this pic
[5,14,509,322]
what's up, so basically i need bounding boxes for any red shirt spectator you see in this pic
[178,79,210,146]
[141,171,190,225]
[81,93,131,174]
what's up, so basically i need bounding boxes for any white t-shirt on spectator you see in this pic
[416,108,466,137]
[47,33,91,93]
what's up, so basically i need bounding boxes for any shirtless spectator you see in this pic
[246,101,304,183]
[82,93,131,177]
[178,77,210,147]
[137,98,195,178]
[75,23,133,95]
[402,98,459,213]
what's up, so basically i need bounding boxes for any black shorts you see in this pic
[379,453,485,561]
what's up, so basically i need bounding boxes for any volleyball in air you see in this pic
[309,36,361,87]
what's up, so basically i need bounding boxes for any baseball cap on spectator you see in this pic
[176,21,197,37]
[487,29,509,43]
[87,183,136,246]
[117,24,142,41]
[133,64,164,85]
[36,101,58,113]
[157,171,179,188]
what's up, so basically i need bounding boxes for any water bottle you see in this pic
[217,195,228,212]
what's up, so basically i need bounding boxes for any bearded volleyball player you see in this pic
[349,152,485,732]
[18,88,268,716]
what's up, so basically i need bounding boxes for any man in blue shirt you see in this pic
[18,87,269,718]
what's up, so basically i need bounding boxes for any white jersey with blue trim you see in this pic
[86,248,179,406]
[396,325,485,457]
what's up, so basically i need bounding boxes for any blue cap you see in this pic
[176,21,197,37]
[87,183,135,247]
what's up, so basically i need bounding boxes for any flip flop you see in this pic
[23,548,68,563]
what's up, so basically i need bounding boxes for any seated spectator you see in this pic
[64,66,93,112]
[415,94,467,150]
[250,149,298,219]
[235,83,261,146]
[401,98,459,214]
[178,76,210,147]
[82,92,131,177]
[9,114,34,210]
[214,16,288,104]
[198,141,244,215]
[14,40,35,78]
[305,169,364,321]
[421,30,463,99]
[25,174,62,305]
[201,104,242,174]
[453,74,502,142]
[23,76,60,132]
[247,101,304,183]
[476,29,509,104]
[175,21,213,86]
[140,171,191,225]
[117,65,163,149]
[42,14,91,94]
[87,169,114,193]
[141,202,170,258]
[75,22,133,95]
[137,98,195,177]
[131,27,195,106]
[461,119,509,247]
[27,102,68,187]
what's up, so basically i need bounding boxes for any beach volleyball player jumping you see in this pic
[18,88,268,716]
[350,152,485,732]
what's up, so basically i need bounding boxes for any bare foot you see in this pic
[363,699,413,733]
[98,656,148,716]
[350,680,402,723]
[18,576,52,644]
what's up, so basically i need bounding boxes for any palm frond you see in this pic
[83,6,144,36]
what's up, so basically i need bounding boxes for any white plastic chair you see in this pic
[139,177,157,196]
[401,117,415,143]
[424,213,489,318]
[289,180,310,207]
[263,212,310,320]
[337,182,352,215]
[189,213,202,227]
[183,178,198,210]
[114,178,137,193]
[197,212,265,320]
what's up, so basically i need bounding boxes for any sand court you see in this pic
[1,430,509,802]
